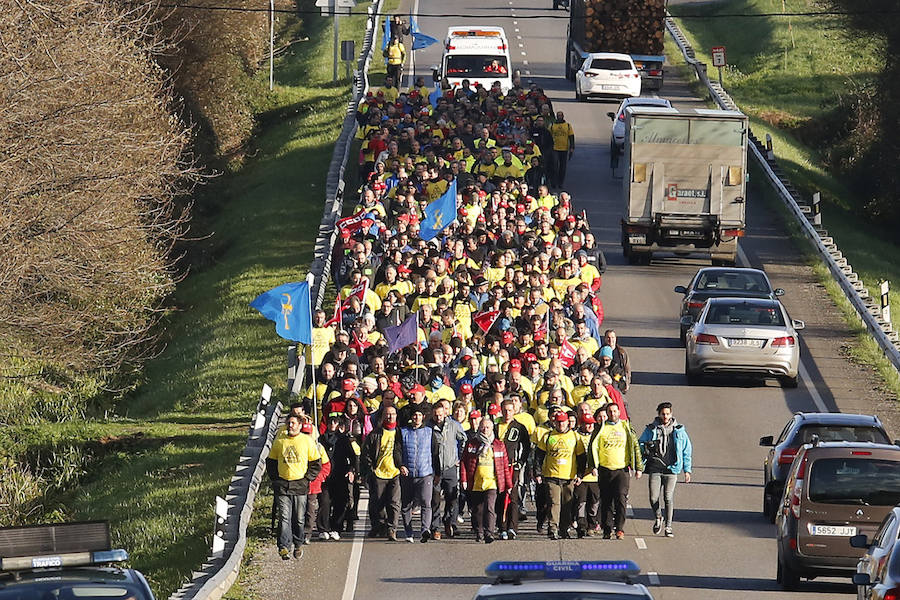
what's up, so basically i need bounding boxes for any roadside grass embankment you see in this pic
[1,2,382,598]
[668,0,900,313]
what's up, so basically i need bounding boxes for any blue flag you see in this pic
[250,281,312,344]
[429,85,442,108]
[420,180,457,241]
[409,16,438,50]
[381,16,391,61]
[384,313,418,353]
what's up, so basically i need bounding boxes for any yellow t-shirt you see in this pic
[550,121,574,151]
[576,431,598,482]
[536,429,584,480]
[306,326,335,366]
[374,429,400,479]
[269,430,321,481]
[572,337,600,357]
[473,446,498,491]
[382,86,400,103]
[375,280,414,299]
[429,385,456,405]
[592,421,629,470]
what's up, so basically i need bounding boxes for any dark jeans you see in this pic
[370,475,401,531]
[305,491,329,535]
[552,150,569,187]
[469,489,498,536]
[649,472,678,527]
[276,493,308,550]
[599,467,630,534]
[431,467,460,530]
[574,480,601,531]
[401,475,434,536]
[535,479,550,528]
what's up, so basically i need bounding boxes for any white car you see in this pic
[474,561,653,599]
[608,97,672,154]
[684,297,804,388]
[575,53,641,102]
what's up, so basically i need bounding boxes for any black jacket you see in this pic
[498,419,531,470]
[320,430,359,478]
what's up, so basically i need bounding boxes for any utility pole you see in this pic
[269,0,275,90]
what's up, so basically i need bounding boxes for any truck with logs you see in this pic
[620,107,749,265]
[564,0,667,91]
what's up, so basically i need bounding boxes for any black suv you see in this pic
[759,412,890,521]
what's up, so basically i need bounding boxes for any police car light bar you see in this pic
[1,549,128,572]
[486,560,641,582]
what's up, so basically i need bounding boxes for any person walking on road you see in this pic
[430,399,466,539]
[398,406,435,542]
[588,402,641,540]
[603,329,631,392]
[362,406,402,541]
[536,410,585,540]
[573,414,601,537]
[639,402,692,538]
[460,416,513,543]
[496,398,531,540]
[266,414,323,560]
[384,36,406,87]
[548,111,574,189]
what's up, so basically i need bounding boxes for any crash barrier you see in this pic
[168,384,281,600]
[168,3,384,599]
[665,15,900,376]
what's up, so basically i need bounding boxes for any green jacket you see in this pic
[585,420,642,474]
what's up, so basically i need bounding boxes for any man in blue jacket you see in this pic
[638,402,692,538]
[398,406,434,542]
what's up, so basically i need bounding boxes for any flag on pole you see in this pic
[420,181,457,241]
[473,308,500,334]
[336,209,369,235]
[559,338,578,368]
[409,16,438,50]
[250,281,312,343]
[429,85,442,108]
[381,16,391,52]
[384,313,418,353]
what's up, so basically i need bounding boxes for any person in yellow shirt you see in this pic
[381,76,400,103]
[573,414,601,536]
[587,402,642,539]
[571,320,600,357]
[361,406,402,540]
[307,310,336,368]
[535,411,585,539]
[550,262,581,298]
[266,414,323,559]
[548,111,575,188]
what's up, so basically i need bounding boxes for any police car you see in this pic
[474,560,654,599]
[0,521,154,600]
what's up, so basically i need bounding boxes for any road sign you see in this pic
[711,46,727,68]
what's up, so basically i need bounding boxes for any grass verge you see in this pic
[668,0,900,311]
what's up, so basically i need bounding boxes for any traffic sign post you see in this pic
[315,0,356,82]
[711,46,726,88]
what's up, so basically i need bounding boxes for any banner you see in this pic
[473,309,500,334]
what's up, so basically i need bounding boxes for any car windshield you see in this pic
[478,594,640,600]
[808,458,900,506]
[445,55,509,77]
[792,425,890,446]
[704,303,784,326]
[0,582,151,600]
[695,271,771,293]
[588,58,631,71]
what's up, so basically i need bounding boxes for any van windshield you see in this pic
[445,55,509,77]
[808,458,900,506]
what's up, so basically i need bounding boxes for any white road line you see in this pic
[518,43,524,47]
[626,504,634,517]
[525,71,531,75]
[513,20,518,24]
[522,60,529,65]
[517,35,522,39]
[521,51,527,56]
[515,28,520,32]
[736,243,829,412]
[635,537,647,550]
[340,493,369,600]
[648,572,661,585]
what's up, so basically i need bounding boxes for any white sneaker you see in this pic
[456,515,464,524]
[330,531,341,540]
[318,531,330,541]
[406,535,415,543]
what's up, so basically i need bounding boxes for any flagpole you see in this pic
[307,273,318,430]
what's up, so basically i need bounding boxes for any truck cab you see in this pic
[620,107,749,265]
[433,27,514,93]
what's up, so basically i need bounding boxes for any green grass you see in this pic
[668,0,900,328]
[0,2,389,597]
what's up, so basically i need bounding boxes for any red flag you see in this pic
[473,309,500,334]
[342,277,369,304]
[324,295,342,328]
[336,209,367,235]
[559,338,577,367]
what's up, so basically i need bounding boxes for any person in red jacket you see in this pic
[460,418,512,543]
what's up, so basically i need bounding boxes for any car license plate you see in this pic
[729,338,764,348]
[628,234,646,245]
[810,525,857,537]
[602,85,619,90]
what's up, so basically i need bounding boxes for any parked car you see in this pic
[608,96,672,155]
[575,53,640,102]
[759,413,891,522]
[684,297,803,387]
[776,441,900,590]
[853,505,900,599]
[675,267,784,344]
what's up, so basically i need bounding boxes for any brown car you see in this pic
[776,440,900,590]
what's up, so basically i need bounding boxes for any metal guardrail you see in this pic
[168,3,384,599]
[664,15,900,374]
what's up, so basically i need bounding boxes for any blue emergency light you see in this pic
[486,560,641,582]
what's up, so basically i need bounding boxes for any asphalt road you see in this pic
[250,1,895,597]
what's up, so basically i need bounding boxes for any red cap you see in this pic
[397,264,412,274]
[411,384,426,394]
[567,215,576,223]
[460,383,474,394]
[488,404,501,416]
[553,411,570,422]
[533,330,545,341]
[459,207,468,217]
[342,378,357,391]
[501,331,515,345]
[523,352,537,363]
[469,410,481,419]
[581,414,596,424]
[509,359,522,371]
[516,204,526,214]
[301,422,314,434]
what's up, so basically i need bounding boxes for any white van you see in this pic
[433,27,514,93]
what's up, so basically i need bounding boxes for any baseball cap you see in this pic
[581,414,596,424]
[300,422,314,434]
[460,383,474,394]
[501,330,515,345]
[488,404,501,416]
[553,411,570,423]
[469,410,482,419]
[342,378,357,391]
[509,358,522,372]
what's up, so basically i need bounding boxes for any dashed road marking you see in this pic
[525,70,531,75]
[340,493,369,600]
[522,60,529,65]
[513,20,518,24]
[648,572,660,585]
[515,28,519,32]
[626,504,634,517]
[520,51,527,56]
[635,537,647,550]
[517,35,522,39]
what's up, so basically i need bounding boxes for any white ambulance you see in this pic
[433,27,515,93]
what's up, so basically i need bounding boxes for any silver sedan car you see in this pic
[684,297,804,388]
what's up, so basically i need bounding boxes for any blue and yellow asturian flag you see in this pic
[250,281,312,343]
[420,181,457,241]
